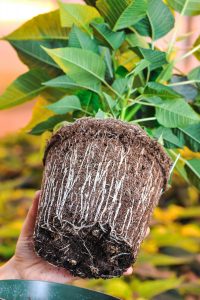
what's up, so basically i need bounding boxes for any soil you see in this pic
[34,118,171,279]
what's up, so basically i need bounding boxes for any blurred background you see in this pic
[0,1,200,299]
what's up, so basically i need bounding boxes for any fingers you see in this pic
[145,227,150,238]
[123,266,133,276]
[20,191,41,239]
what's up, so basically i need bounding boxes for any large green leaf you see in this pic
[156,99,200,128]
[10,40,66,71]
[96,0,147,31]
[47,95,81,114]
[68,25,99,53]
[59,2,100,32]
[44,75,101,94]
[167,0,200,16]
[0,69,50,109]
[126,33,149,49]
[144,82,181,99]
[173,124,200,152]
[30,115,67,135]
[43,47,106,87]
[134,0,175,40]
[132,48,167,70]
[153,127,184,149]
[91,22,125,50]
[5,10,69,41]
[185,159,200,190]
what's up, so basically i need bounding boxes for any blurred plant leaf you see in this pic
[166,0,200,16]
[43,47,106,87]
[134,0,175,40]
[9,40,65,71]
[131,277,183,298]
[5,10,69,41]
[91,22,125,50]
[188,66,200,89]
[44,75,101,94]
[185,159,200,190]
[126,33,149,49]
[193,36,200,60]
[138,252,194,266]
[59,2,100,33]
[22,97,54,132]
[29,115,67,135]
[68,25,99,53]
[96,0,147,31]
[152,127,184,149]
[133,48,167,70]
[172,124,200,152]
[47,95,82,114]
[0,69,50,109]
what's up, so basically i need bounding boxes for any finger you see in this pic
[123,266,133,276]
[145,227,150,238]
[20,191,41,239]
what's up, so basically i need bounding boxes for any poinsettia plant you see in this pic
[0,0,200,189]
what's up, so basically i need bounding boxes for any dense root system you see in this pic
[34,118,171,278]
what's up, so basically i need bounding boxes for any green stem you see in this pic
[175,44,200,63]
[102,80,123,99]
[125,104,141,121]
[131,117,156,123]
[168,80,200,87]
[167,0,190,56]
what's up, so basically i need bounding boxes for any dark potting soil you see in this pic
[34,118,171,279]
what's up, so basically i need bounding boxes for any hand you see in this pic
[0,191,150,282]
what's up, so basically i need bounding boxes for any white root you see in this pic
[38,135,163,256]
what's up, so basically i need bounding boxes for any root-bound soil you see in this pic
[34,118,171,278]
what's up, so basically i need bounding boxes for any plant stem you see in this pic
[125,104,141,121]
[102,80,123,99]
[131,117,156,123]
[168,80,200,86]
[167,0,190,56]
[175,44,200,63]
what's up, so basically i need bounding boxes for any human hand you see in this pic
[0,191,150,282]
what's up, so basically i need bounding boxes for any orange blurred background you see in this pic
[0,0,199,137]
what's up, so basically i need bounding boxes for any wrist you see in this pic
[0,256,21,280]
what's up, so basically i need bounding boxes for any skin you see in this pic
[0,191,150,282]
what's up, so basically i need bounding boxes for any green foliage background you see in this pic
[0,0,200,298]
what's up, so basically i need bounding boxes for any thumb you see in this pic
[20,191,41,239]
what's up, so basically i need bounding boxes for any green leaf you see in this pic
[132,278,182,298]
[43,47,106,87]
[138,252,194,266]
[68,25,99,53]
[30,115,67,135]
[153,127,184,149]
[47,95,81,114]
[188,66,200,89]
[95,108,107,119]
[144,82,182,99]
[112,78,129,95]
[134,0,175,40]
[126,33,149,49]
[99,46,114,79]
[167,0,200,16]
[193,36,200,61]
[185,159,200,190]
[173,124,200,152]
[5,10,69,41]
[59,2,100,33]
[156,99,200,128]
[91,22,125,50]
[0,69,50,109]
[10,40,66,71]
[133,48,167,70]
[96,0,147,31]
[44,75,101,94]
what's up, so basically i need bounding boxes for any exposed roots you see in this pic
[34,118,171,278]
